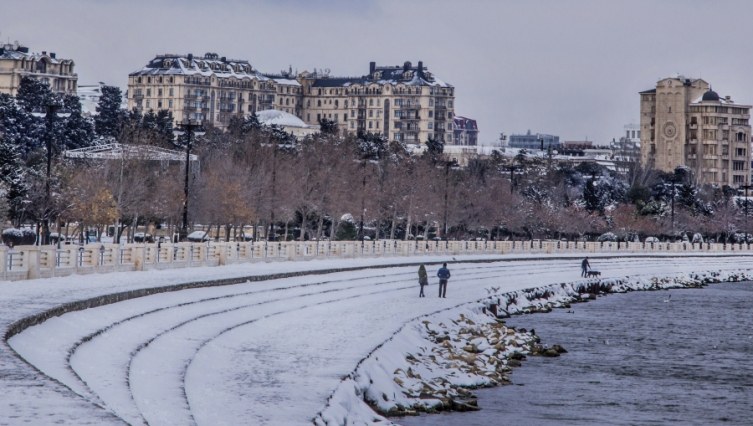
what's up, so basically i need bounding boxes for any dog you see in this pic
[586,270,601,278]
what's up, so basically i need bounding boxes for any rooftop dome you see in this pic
[255,109,309,128]
[702,89,720,102]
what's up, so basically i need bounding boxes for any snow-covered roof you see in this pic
[256,109,309,128]
[64,143,198,161]
[129,53,269,81]
[0,43,73,64]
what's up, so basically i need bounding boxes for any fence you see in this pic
[0,239,751,282]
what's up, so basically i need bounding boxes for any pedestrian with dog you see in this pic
[437,263,451,298]
[417,264,428,297]
[581,257,590,277]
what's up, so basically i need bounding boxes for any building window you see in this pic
[146,88,151,96]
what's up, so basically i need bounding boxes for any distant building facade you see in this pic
[127,53,282,129]
[298,61,455,143]
[508,130,560,150]
[451,116,478,146]
[0,42,77,96]
[611,123,641,163]
[127,54,457,142]
[640,76,751,186]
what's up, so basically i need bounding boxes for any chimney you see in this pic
[369,61,376,76]
[187,53,193,61]
[42,51,47,55]
[417,60,423,77]
[221,56,226,62]
[50,52,56,59]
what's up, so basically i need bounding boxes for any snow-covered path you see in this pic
[2,254,751,425]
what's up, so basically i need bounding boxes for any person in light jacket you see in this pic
[437,263,451,298]
[417,264,428,297]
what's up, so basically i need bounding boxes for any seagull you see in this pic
[663,294,672,303]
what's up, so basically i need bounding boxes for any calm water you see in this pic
[397,282,753,426]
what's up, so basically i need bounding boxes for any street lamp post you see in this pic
[31,102,70,245]
[173,120,204,241]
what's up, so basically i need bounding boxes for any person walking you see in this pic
[417,264,428,297]
[581,257,590,277]
[437,262,451,298]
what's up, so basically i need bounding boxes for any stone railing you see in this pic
[0,239,751,281]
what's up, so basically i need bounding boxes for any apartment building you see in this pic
[508,130,560,150]
[452,116,478,146]
[640,76,751,186]
[0,42,77,96]
[128,53,277,128]
[298,61,455,143]
[128,55,456,143]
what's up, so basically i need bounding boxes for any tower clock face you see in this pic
[663,122,677,139]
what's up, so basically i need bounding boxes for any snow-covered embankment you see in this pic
[314,269,753,425]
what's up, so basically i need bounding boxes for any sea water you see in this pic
[397,282,753,425]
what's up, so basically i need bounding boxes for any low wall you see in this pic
[0,239,750,282]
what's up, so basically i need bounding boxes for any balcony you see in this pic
[689,123,698,129]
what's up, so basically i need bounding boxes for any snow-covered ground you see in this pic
[2,253,752,425]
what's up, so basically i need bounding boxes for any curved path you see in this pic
[2,254,750,425]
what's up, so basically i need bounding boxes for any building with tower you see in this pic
[640,76,751,186]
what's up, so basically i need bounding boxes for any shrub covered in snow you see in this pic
[692,233,704,244]
[597,232,617,242]
[2,228,36,247]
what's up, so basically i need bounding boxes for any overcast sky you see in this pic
[3,0,753,144]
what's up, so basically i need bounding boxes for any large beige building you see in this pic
[640,76,751,186]
[127,53,279,128]
[0,42,77,96]
[128,54,455,143]
[298,61,455,143]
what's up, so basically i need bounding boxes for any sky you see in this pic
[3,0,753,144]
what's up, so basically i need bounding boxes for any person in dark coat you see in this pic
[437,262,451,298]
[581,257,590,277]
[417,264,428,297]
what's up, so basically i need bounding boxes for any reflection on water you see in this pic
[397,282,753,425]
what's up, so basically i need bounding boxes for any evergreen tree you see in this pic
[356,131,388,161]
[94,85,126,138]
[15,77,53,113]
[59,94,95,150]
[583,173,600,213]
[243,113,262,133]
[424,136,444,164]
[155,109,174,141]
[0,124,28,223]
[318,118,337,135]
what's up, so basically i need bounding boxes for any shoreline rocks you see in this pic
[314,269,753,425]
